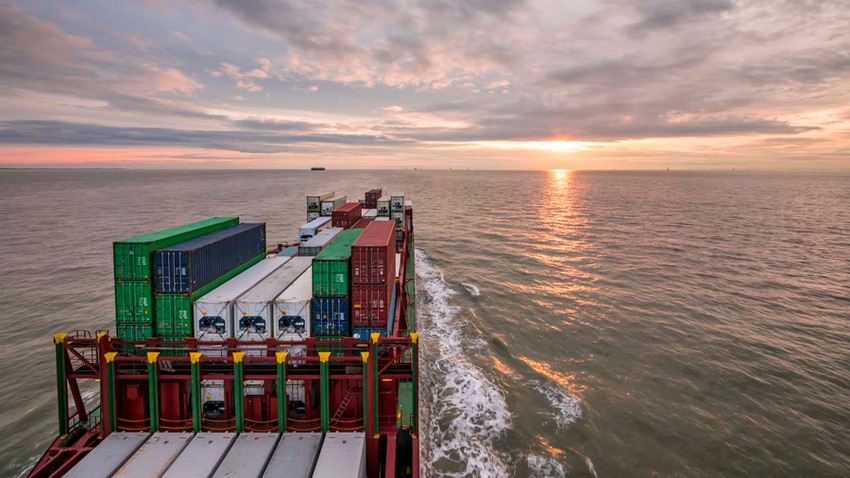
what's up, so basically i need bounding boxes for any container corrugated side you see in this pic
[332,202,362,229]
[312,432,366,478]
[376,199,391,217]
[113,432,192,478]
[298,227,343,257]
[155,254,265,337]
[311,229,364,297]
[211,433,280,478]
[351,283,391,327]
[314,335,346,356]
[114,217,238,281]
[262,433,323,478]
[352,327,388,341]
[364,188,382,209]
[307,192,334,213]
[161,432,236,478]
[154,223,266,294]
[351,221,396,285]
[299,216,332,241]
[234,257,312,342]
[193,257,290,339]
[114,280,153,324]
[273,271,312,340]
[116,322,155,342]
[64,432,150,478]
[311,297,350,336]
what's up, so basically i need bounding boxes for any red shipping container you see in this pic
[351,221,396,284]
[365,188,382,208]
[352,218,374,229]
[332,202,362,228]
[352,283,391,327]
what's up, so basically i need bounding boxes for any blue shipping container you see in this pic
[154,223,266,293]
[311,297,350,336]
[352,327,387,341]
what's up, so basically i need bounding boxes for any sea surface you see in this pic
[0,169,848,477]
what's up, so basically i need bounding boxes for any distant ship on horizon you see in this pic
[311,166,326,171]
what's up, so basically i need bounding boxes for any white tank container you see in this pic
[235,257,312,359]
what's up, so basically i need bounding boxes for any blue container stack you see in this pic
[311,297,350,335]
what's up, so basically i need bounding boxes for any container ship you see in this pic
[27,189,419,478]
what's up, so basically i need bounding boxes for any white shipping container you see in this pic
[298,227,343,257]
[307,192,334,212]
[320,196,347,216]
[114,432,192,478]
[65,432,150,478]
[193,257,291,347]
[375,217,391,221]
[234,257,312,352]
[299,216,332,242]
[273,270,312,361]
[376,198,391,216]
[396,253,401,279]
[391,211,405,231]
[162,432,236,478]
[312,433,366,478]
[362,208,378,219]
[201,379,225,416]
[262,433,323,478]
[390,192,405,212]
[212,433,280,478]
[307,212,320,222]
[404,199,413,210]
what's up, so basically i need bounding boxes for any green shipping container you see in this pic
[116,322,155,342]
[315,336,347,357]
[155,253,265,337]
[312,229,364,297]
[114,280,153,324]
[113,217,239,281]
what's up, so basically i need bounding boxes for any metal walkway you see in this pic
[64,432,365,478]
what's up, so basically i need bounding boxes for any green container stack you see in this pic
[312,229,364,297]
[112,217,239,342]
[315,336,347,357]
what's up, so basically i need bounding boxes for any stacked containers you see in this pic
[154,223,266,339]
[365,188,382,208]
[332,202,362,229]
[113,217,239,342]
[320,196,347,217]
[306,192,334,221]
[391,192,406,248]
[234,257,312,357]
[376,198,391,217]
[298,227,343,257]
[311,229,364,338]
[350,222,396,338]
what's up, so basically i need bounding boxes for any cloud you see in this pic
[383,105,403,112]
[628,0,734,33]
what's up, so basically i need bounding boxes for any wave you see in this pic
[417,249,512,477]
[531,381,582,429]
[526,454,566,478]
[461,282,481,297]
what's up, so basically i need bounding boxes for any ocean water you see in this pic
[0,169,848,477]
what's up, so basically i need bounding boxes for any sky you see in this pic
[0,0,848,170]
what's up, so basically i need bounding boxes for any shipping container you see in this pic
[362,208,378,219]
[307,212,320,222]
[376,198,391,217]
[299,216,332,242]
[161,432,236,478]
[314,335,346,356]
[114,217,239,281]
[312,433,366,478]
[332,202,362,229]
[390,192,405,212]
[307,192,334,213]
[311,297,350,336]
[351,218,373,229]
[351,327,387,341]
[351,283,391,327]
[65,432,150,478]
[298,227,343,257]
[364,188,382,209]
[375,217,391,221]
[273,271,312,341]
[193,256,290,341]
[116,322,154,342]
[114,281,153,324]
[391,211,405,231]
[113,432,192,478]
[320,196,347,216]
[404,199,413,210]
[351,221,396,285]
[155,254,265,337]
[154,223,266,294]
[201,379,225,417]
[262,433,322,478]
[312,229,364,297]
[277,245,299,257]
[234,258,312,345]
[211,433,280,478]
